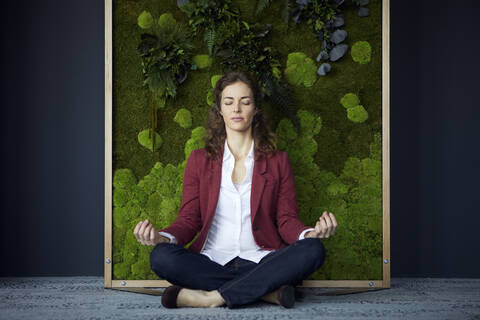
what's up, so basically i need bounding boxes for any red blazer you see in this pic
[158,143,312,253]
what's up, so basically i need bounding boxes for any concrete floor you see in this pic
[0,277,479,320]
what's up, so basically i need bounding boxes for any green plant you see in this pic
[347,105,368,123]
[173,108,193,129]
[215,21,301,132]
[284,52,317,87]
[136,11,194,103]
[351,41,371,64]
[192,54,212,69]
[138,10,154,29]
[206,74,222,107]
[291,0,341,43]
[255,0,291,32]
[179,0,240,55]
[276,111,383,280]
[255,0,272,15]
[138,129,163,151]
[136,10,194,154]
[211,74,222,88]
[340,93,360,109]
[112,127,207,279]
[340,92,369,123]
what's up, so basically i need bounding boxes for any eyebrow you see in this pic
[224,96,251,100]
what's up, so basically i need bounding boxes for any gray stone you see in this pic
[296,0,311,5]
[358,7,370,17]
[329,44,349,61]
[332,14,345,28]
[316,51,329,62]
[317,63,331,76]
[331,30,347,44]
[177,0,189,7]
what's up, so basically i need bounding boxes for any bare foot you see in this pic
[177,288,226,308]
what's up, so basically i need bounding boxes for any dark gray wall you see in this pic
[1,0,479,278]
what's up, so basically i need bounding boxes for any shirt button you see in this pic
[253,225,258,231]
[261,245,265,248]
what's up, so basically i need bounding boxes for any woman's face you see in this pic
[219,81,257,133]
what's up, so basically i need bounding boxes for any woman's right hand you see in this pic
[133,219,169,246]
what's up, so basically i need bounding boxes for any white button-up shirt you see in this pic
[159,139,314,266]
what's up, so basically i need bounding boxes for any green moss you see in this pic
[341,157,363,181]
[113,189,129,208]
[347,105,369,123]
[193,54,213,69]
[174,108,193,129]
[276,118,298,143]
[185,126,206,159]
[113,168,137,190]
[138,129,163,151]
[298,109,322,136]
[272,66,281,79]
[130,185,148,207]
[326,179,349,196]
[113,126,209,279]
[158,12,176,30]
[137,10,154,29]
[211,74,222,88]
[113,262,130,279]
[284,52,317,87]
[340,93,360,109]
[206,90,214,106]
[370,132,382,161]
[351,41,372,64]
[361,158,381,177]
[113,0,384,281]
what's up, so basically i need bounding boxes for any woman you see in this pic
[133,70,338,309]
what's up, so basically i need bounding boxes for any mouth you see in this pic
[231,117,244,121]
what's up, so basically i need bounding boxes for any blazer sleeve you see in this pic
[276,151,313,244]
[157,150,202,246]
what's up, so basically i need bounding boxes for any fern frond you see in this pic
[204,28,216,56]
[282,0,291,32]
[255,0,272,15]
[260,72,301,135]
[170,25,195,50]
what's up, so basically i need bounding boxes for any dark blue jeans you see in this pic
[150,237,326,309]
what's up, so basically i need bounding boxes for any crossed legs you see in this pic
[150,238,326,308]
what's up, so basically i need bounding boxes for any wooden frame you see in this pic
[104,0,390,291]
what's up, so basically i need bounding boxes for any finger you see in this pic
[139,220,149,241]
[315,220,322,235]
[133,221,142,238]
[329,213,338,235]
[319,218,328,238]
[330,213,338,227]
[144,224,153,242]
[150,228,156,243]
[323,214,333,237]
[144,224,153,241]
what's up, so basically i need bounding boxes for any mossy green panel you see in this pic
[112,0,383,281]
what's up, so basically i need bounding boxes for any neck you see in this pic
[225,130,253,160]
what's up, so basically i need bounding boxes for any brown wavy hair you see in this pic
[204,70,277,161]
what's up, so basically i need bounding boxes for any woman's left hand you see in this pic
[305,211,338,239]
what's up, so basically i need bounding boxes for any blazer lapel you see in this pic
[205,143,267,226]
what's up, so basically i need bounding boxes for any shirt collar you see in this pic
[223,139,254,163]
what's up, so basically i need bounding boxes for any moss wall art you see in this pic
[112,0,384,281]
